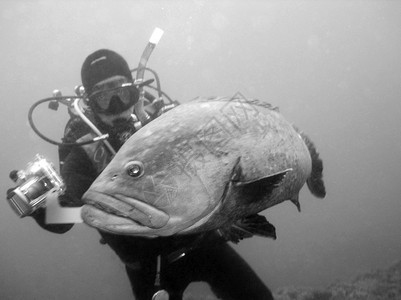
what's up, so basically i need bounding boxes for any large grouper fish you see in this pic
[82,95,326,241]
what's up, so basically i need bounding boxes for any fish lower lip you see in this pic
[82,191,170,228]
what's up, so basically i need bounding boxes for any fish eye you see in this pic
[125,161,144,178]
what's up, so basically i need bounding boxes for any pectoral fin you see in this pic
[235,170,290,202]
[228,157,291,203]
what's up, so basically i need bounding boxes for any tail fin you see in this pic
[296,128,326,198]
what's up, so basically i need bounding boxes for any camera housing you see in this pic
[7,154,65,217]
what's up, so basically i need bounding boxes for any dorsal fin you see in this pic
[193,94,280,111]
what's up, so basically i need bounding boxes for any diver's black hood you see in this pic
[81,49,133,96]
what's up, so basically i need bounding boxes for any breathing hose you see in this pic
[72,99,116,155]
[28,96,109,147]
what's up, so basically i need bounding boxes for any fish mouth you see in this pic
[81,191,170,232]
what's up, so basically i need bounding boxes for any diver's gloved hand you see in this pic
[5,187,73,233]
[30,206,74,233]
[6,187,16,195]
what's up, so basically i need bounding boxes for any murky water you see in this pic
[1,1,400,299]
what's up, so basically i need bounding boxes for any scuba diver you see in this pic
[7,47,274,299]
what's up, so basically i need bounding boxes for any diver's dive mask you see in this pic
[88,76,139,115]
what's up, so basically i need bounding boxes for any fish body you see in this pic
[82,95,325,239]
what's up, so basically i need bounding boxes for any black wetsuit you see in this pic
[32,117,274,300]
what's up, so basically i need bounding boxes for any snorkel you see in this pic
[133,27,164,127]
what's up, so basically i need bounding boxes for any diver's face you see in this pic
[89,75,137,128]
[96,105,135,127]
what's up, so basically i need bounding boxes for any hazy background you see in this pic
[1,1,400,299]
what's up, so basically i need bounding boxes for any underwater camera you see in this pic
[6,154,65,217]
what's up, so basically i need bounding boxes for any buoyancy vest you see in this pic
[73,115,137,174]
[76,132,113,174]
